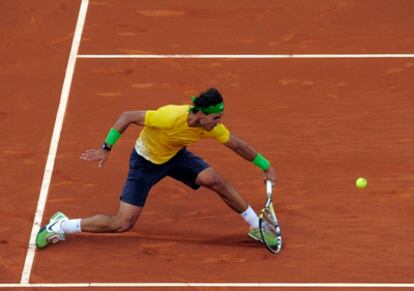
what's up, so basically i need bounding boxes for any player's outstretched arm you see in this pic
[111,110,147,132]
[80,111,147,167]
[224,133,276,182]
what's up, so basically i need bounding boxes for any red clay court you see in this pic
[1,0,414,289]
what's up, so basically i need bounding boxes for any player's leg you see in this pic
[81,148,169,232]
[168,148,248,213]
[36,202,143,249]
[195,168,266,241]
[195,167,248,213]
[71,148,153,232]
[168,149,259,231]
[36,149,169,249]
[80,201,142,232]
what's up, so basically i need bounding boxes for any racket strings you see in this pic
[262,217,279,237]
[260,210,282,252]
[260,211,278,236]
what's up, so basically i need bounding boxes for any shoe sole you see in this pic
[249,232,279,246]
[36,226,49,249]
[36,226,64,249]
[248,233,264,243]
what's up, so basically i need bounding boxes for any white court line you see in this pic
[77,53,414,59]
[2,283,414,288]
[20,0,89,284]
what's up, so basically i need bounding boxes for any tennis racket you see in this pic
[259,180,282,254]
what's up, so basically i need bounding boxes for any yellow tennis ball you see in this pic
[356,177,367,189]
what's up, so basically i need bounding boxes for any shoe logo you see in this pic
[47,220,59,231]
[49,235,60,244]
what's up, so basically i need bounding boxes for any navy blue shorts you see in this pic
[120,148,209,207]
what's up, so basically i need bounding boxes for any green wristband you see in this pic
[105,127,121,146]
[252,153,270,171]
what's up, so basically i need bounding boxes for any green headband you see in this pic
[190,96,224,114]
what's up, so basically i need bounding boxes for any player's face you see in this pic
[200,113,223,131]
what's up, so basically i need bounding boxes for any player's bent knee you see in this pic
[112,217,136,232]
[113,202,142,232]
[114,221,134,232]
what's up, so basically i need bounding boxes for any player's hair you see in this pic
[190,88,223,113]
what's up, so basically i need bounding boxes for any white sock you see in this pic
[240,206,259,229]
[61,219,82,233]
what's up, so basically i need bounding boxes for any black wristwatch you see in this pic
[101,142,112,152]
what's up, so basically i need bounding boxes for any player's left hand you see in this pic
[263,165,276,184]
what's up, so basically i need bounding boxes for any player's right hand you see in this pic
[80,148,109,167]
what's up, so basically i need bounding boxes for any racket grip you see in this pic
[266,180,273,194]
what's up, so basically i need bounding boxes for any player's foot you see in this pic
[248,228,278,246]
[36,211,69,249]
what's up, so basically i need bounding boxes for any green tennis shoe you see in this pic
[36,211,69,249]
[248,228,278,246]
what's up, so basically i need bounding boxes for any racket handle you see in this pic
[266,180,273,195]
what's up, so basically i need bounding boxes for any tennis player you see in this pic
[36,88,277,249]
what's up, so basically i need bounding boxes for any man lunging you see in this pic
[36,88,277,249]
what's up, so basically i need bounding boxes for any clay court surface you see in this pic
[1,0,414,290]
